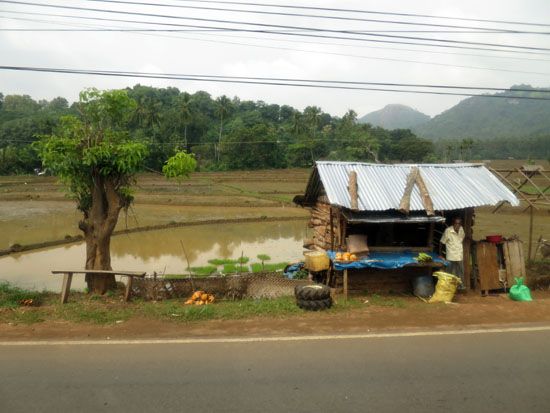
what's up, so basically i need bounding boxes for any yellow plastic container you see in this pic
[304,251,330,272]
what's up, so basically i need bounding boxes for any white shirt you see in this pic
[440,226,465,261]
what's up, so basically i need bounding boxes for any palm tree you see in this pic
[178,93,193,150]
[304,106,322,139]
[215,95,232,161]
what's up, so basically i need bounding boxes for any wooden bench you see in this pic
[52,270,147,304]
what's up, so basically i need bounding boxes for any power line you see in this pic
[3,1,550,54]
[82,0,550,35]
[168,0,550,28]
[4,14,548,77]
[2,65,550,100]
[3,8,550,59]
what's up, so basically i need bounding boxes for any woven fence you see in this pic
[131,273,310,301]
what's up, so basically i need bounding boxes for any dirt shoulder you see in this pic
[2,291,550,341]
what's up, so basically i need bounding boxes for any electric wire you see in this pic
[82,0,550,35]
[167,0,550,28]
[3,14,549,77]
[2,65,550,100]
[3,8,550,60]
[2,0,550,54]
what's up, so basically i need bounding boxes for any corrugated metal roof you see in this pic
[303,161,519,211]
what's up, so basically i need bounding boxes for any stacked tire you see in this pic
[294,284,332,311]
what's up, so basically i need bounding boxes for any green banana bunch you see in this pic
[415,252,433,263]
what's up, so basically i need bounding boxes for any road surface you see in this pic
[1,328,549,412]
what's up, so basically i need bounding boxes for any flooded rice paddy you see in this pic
[0,219,308,291]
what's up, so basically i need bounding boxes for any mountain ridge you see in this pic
[358,104,430,130]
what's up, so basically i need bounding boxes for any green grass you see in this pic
[257,254,271,262]
[0,284,367,325]
[208,257,250,265]
[54,303,134,324]
[0,282,46,308]
[140,296,359,322]
[250,262,289,273]
[520,185,550,195]
[222,263,250,274]
[188,266,218,277]
[367,294,407,308]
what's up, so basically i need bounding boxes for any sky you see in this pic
[0,0,549,117]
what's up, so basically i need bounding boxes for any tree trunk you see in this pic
[84,229,116,294]
[80,176,123,294]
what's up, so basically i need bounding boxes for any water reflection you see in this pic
[0,200,307,249]
[0,220,308,291]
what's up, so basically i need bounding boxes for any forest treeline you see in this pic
[0,85,548,174]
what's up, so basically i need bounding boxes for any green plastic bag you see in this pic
[509,277,532,302]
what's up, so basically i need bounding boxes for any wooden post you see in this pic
[528,205,534,260]
[124,276,134,302]
[329,208,335,251]
[463,208,473,290]
[415,171,435,216]
[343,269,348,300]
[60,272,73,304]
[399,167,418,214]
[348,171,359,210]
[427,222,435,249]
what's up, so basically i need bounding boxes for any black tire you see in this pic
[294,284,331,300]
[297,297,332,311]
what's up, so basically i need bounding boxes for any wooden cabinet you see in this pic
[476,242,501,292]
[475,240,526,294]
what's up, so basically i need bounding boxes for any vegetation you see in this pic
[358,104,430,130]
[2,84,548,176]
[0,85,438,177]
[188,266,217,277]
[0,283,367,325]
[0,282,46,308]
[414,85,550,141]
[250,262,288,273]
[33,88,196,293]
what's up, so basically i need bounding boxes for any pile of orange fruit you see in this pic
[184,291,215,306]
[335,252,358,262]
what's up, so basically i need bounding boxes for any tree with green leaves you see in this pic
[35,88,196,294]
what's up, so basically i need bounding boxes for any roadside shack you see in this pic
[294,161,520,296]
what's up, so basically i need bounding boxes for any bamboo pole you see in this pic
[528,205,534,260]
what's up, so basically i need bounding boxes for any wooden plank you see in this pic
[348,171,358,211]
[476,243,501,292]
[60,272,73,304]
[398,167,418,214]
[503,240,526,286]
[52,270,146,276]
[415,171,435,216]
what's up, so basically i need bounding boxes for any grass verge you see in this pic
[0,283,369,325]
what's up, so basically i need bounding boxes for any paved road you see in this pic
[1,329,550,412]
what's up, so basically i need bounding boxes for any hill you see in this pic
[414,85,550,139]
[358,104,430,130]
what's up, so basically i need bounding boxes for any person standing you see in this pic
[440,217,466,290]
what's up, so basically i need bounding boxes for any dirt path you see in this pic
[2,291,550,341]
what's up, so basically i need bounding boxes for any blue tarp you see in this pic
[283,262,304,279]
[327,250,448,271]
